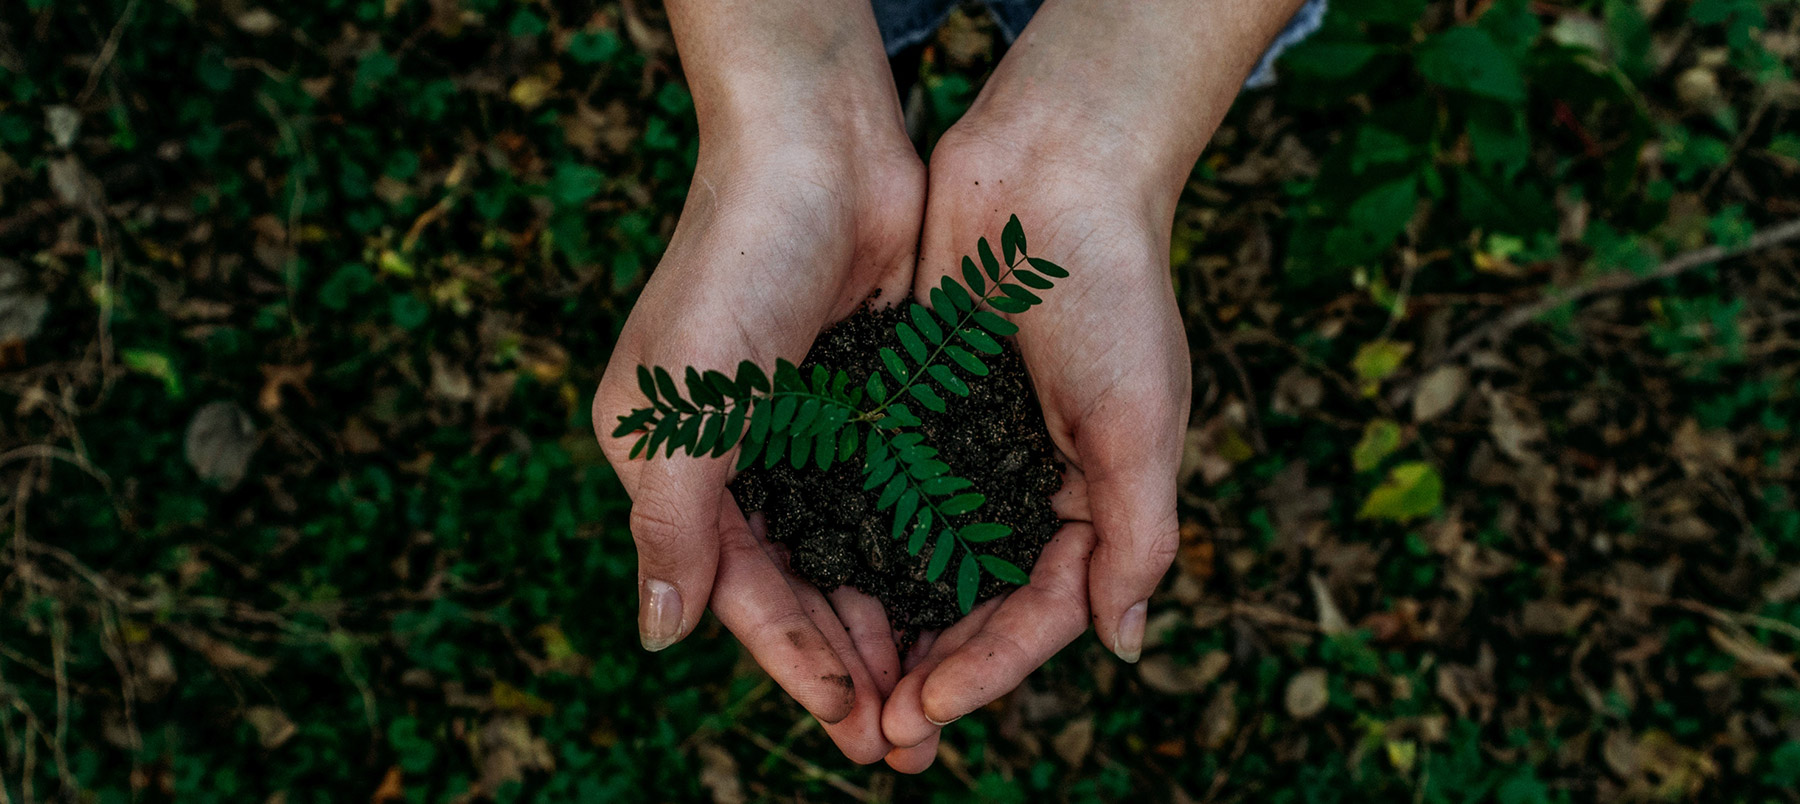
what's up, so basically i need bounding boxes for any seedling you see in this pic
[612,216,1066,612]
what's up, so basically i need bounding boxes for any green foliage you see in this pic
[616,216,1062,611]
[1358,462,1444,522]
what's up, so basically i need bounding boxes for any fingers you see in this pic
[711,507,857,725]
[884,732,940,774]
[1082,447,1180,664]
[624,459,731,651]
[789,579,892,764]
[917,523,1095,723]
[881,596,1004,749]
[829,587,902,698]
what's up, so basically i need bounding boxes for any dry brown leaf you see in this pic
[1411,366,1467,422]
[1485,389,1544,461]
[245,706,297,748]
[1197,682,1238,750]
[1138,655,1211,695]
[1284,668,1330,719]
[1052,717,1096,766]
[236,9,281,35]
[1271,367,1324,416]
[476,714,555,795]
[0,259,49,342]
[184,401,258,489]
[259,363,314,412]
[370,766,405,803]
[1706,626,1796,679]
[1309,573,1352,636]
[695,742,745,804]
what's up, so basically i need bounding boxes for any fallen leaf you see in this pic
[245,706,296,748]
[1284,668,1330,719]
[1352,418,1404,471]
[1485,390,1544,461]
[509,75,556,109]
[258,363,314,412]
[1706,626,1796,679]
[1197,682,1238,749]
[491,681,555,716]
[1309,573,1352,635]
[235,8,280,35]
[1053,716,1095,766]
[1411,365,1467,422]
[184,401,258,489]
[1352,340,1412,396]
[1603,729,1640,779]
[429,353,473,403]
[1385,739,1418,773]
[1138,654,1212,695]
[476,714,555,795]
[0,260,49,342]
[1271,367,1324,415]
[45,105,81,149]
[695,742,745,804]
[48,155,97,207]
[1358,462,1443,522]
[370,766,405,803]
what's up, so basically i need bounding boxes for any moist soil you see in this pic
[731,304,1063,639]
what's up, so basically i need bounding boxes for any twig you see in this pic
[1595,583,1800,645]
[1194,311,1267,453]
[1699,11,1800,198]
[76,0,139,105]
[730,724,877,802]
[1441,217,1800,364]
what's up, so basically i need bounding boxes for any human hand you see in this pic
[876,131,1191,769]
[876,0,1307,770]
[591,0,923,763]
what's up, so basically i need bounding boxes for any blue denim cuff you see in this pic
[873,0,1330,89]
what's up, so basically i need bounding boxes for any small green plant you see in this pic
[612,216,1065,612]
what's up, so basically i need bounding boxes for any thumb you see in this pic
[1077,393,1184,664]
[624,456,728,651]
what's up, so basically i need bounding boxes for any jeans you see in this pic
[870,0,1329,88]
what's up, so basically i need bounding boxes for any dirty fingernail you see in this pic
[1113,600,1147,663]
[640,578,682,652]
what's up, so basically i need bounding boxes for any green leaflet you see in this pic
[897,322,928,364]
[977,237,1001,280]
[929,364,969,397]
[962,256,986,294]
[910,303,943,345]
[927,529,955,581]
[977,555,1029,585]
[959,523,1012,542]
[957,553,979,613]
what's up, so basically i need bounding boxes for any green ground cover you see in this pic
[3,0,1799,800]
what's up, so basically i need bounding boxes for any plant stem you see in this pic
[868,253,1027,416]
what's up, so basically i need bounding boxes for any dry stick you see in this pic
[1440,217,1800,365]
[1596,583,1800,646]
[1699,11,1800,198]
[76,0,140,105]
[729,724,877,802]
[1195,310,1267,453]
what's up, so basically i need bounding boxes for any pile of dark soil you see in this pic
[731,304,1063,636]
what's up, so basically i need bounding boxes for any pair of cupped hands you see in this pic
[592,22,1202,768]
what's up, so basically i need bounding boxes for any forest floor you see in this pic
[3,0,1800,801]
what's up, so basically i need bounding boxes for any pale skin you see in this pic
[591,0,1306,771]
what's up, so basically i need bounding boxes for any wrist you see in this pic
[667,0,905,160]
[948,97,1198,212]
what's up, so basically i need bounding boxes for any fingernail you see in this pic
[926,713,961,727]
[1113,600,1148,663]
[639,578,682,652]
